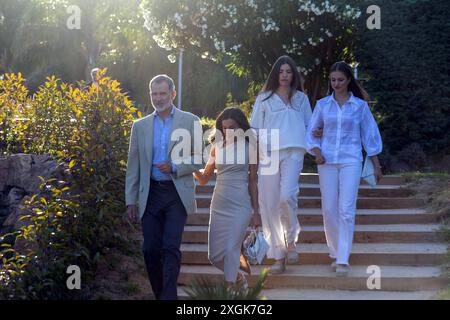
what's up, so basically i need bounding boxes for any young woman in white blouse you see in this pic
[250,55,312,274]
[306,61,383,276]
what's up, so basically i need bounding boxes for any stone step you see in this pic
[196,183,412,198]
[196,195,424,209]
[303,173,405,185]
[177,287,438,300]
[259,289,439,300]
[182,224,442,244]
[180,243,448,266]
[187,208,438,225]
[204,173,405,186]
[178,265,447,291]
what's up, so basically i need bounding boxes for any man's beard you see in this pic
[153,103,171,113]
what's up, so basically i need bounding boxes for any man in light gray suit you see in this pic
[125,75,202,300]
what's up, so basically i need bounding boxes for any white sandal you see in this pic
[287,249,299,264]
[336,264,351,277]
[269,259,286,274]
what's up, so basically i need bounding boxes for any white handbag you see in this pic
[361,155,377,187]
[243,228,269,265]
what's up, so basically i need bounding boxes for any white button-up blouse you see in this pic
[250,90,312,151]
[306,93,383,164]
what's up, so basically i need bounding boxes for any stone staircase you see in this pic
[177,173,449,300]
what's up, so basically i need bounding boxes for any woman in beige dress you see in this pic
[194,107,260,286]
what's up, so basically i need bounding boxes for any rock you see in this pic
[30,154,63,186]
[2,195,32,230]
[7,154,33,192]
[7,187,25,211]
[7,154,63,194]
[1,154,70,235]
[0,157,8,192]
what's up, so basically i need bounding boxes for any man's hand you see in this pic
[312,128,323,138]
[156,161,173,174]
[127,205,138,223]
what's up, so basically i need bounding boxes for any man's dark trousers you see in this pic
[141,179,187,300]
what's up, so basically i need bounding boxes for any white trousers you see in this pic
[258,148,304,260]
[317,162,362,265]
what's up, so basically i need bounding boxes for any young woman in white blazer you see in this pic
[306,61,383,276]
[250,55,312,274]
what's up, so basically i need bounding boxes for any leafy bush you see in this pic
[0,73,29,154]
[397,143,427,171]
[356,0,450,159]
[0,70,138,299]
[184,268,269,300]
[200,116,216,132]
[0,179,86,299]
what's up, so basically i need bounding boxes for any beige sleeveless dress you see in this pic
[208,141,252,282]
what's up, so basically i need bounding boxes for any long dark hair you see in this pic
[209,107,252,144]
[262,55,303,102]
[328,61,369,101]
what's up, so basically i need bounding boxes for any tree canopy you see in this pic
[141,0,363,101]
[356,0,450,161]
[0,0,248,113]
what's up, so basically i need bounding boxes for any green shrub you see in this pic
[356,0,450,158]
[0,73,29,154]
[0,179,86,299]
[0,70,138,299]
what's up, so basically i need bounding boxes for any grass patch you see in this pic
[403,172,450,180]
[435,288,450,300]
[122,282,141,295]
[403,172,450,300]
[402,172,450,222]
[438,225,450,243]
[435,249,450,300]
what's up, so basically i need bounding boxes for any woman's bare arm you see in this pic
[248,142,261,227]
[369,155,383,183]
[248,164,259,215]
[193,145,216,186]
